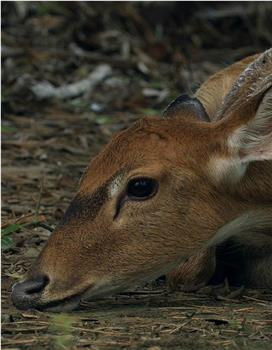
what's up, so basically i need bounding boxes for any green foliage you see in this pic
[1,224,23,250]
[140,108,158,116]
[68,98,89,109]
[1,219,45,251]
[1,235,14,251]
[95,115,113,125]
[2,223,22,236]
[1,125,17,133]
[49,314,77,350]
[35,2,68,16]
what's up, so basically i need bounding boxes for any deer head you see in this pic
[12,49,272,311]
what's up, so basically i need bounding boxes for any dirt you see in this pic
[2,2,272,349]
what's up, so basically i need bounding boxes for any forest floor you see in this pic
[2,2,272,349]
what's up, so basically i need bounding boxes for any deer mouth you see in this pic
[34,284,122,312]
[35,293,82,312]
[39,284,129,312]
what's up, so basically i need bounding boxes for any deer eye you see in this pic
[127,177,158,200]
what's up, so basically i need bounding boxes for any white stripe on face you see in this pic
[109,174,123,197]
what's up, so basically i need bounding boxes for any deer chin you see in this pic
[38,294,82,312]
[36,259,184,312]
[80,259,184,303]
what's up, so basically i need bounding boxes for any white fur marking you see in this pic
[110,175,123,197]
[208,156,247,184]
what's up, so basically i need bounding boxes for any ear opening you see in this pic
[227,87,272,164]
[208,50,272,184]
[209,87,271,185]
[163,93,210,121]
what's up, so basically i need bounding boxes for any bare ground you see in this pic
[2,2,272,349]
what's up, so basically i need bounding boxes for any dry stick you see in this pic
[37,222,54,232]
[31,64,112,100]
[70,43,137,69]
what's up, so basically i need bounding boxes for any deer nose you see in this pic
[11,276,49,310]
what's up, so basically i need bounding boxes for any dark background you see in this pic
[2,2,272,118]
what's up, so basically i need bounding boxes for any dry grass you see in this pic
[2,283,272,349]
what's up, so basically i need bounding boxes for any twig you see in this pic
[70,43,137,69]
[31,64,112,100]
[37,222,54,232]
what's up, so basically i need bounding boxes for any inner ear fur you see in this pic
[204,50,272,184]
[218,50,272,164]
[227,88,272,163]
[163,93,210,121]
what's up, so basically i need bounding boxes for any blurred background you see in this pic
[2,2,272,119]
[2,3,272,349]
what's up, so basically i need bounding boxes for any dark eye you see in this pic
[127,177,158,200]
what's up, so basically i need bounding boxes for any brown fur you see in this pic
[14,50,272,311]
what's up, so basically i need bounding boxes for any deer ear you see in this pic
[227,88,272,163]
[163,94,210,121]
[210,88,272,184]
[209,50,272,183]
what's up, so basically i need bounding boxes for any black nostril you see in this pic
[25,276,49,294]
[11,275,49,310]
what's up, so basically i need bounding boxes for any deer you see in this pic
[12,49,272,312]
